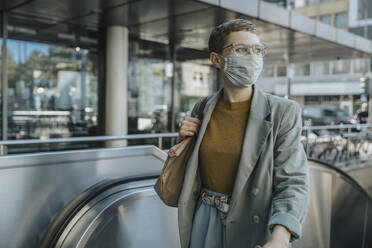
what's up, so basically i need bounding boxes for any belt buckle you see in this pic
[221,203,229,213]
[217,196,229,213]
[202,192,214,205]
[201,190,230,214]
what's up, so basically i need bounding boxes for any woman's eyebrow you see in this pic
[234,42,263,46]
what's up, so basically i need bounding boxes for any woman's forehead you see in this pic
[225,31,260,45]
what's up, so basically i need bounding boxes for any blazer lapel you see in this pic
[229,84,273,211]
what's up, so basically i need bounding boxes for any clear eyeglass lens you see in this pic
[233,44,267,56]
[234,45,249,54]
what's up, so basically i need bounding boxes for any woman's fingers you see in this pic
[182,122,199,131]
[185,121,200,131]
[179,126,198,137]
[184,117,201,125]
[178,117,201,138]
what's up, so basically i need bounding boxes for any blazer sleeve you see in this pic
[268,101,310,242]
[175,98,204,144]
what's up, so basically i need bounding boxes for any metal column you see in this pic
[1,12,8,155]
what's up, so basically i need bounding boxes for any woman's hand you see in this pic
[262,239,288,248]
[262,225,290,248]
[178,117,201,139]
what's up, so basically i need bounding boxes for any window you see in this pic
[320,0,332,3]
[354,58,368,73]
[333,59,351,74]
[294,0,306,8]
[323,109,336,117]
[295,64,310,76]
[336,109,348,117]
[303,106,321,118]
[307,0,318,5]
[320,15,332,25]
[312,61,330,75]
[263,65,274,77]
[335,12,347,28]
[305,96,320,103]
[277,66,287,77]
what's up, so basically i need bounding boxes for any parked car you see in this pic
[302,105,355,126]
[301,105,357,135]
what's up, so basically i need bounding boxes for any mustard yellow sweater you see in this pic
[199,93,252,195]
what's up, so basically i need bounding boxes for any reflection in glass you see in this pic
[127,40,216,143]
[0,38,2,140]
[7,39,98,140]
[179,60,216,128]
[128,56,171,134]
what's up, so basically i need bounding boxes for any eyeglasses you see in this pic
[222,42,268,57]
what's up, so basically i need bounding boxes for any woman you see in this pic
[177,19,310,248]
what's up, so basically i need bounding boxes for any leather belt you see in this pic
[200,189,231,225]
[201,191,230,213]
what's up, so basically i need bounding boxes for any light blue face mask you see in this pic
[221,54,263,88]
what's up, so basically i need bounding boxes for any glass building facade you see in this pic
[127,39,217,148]
[0,12,217,153]
[5,40,98,140]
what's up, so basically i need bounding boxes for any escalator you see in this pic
[40,158,372,248]
[295,159,372,248]
[40,175,180,248]
[0,146,371,247]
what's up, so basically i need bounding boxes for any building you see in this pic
[259,0,371,116]
[0,0,371,154]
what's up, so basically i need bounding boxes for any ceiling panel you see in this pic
[1,0,370,63]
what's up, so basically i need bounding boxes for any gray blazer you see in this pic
[177,84,310,248]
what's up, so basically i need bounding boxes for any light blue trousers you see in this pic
[190,188,229,248]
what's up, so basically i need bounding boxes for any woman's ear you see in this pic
[210,52,224,70]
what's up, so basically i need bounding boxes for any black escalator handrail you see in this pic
[308,158,372,202]
[40,173,160,248]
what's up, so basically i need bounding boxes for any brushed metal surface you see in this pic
[293,168,332,248]
[1,147,372,247]
[54,183,180,248]
[330,176,367,248]
[0,145,166,248]
[366,202,372,248]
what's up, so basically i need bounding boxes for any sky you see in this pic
[0,38,50,63]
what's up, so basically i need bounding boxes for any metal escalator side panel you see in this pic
[59,188,179,248]
[40,176,160,248]
[292,159,372,248]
